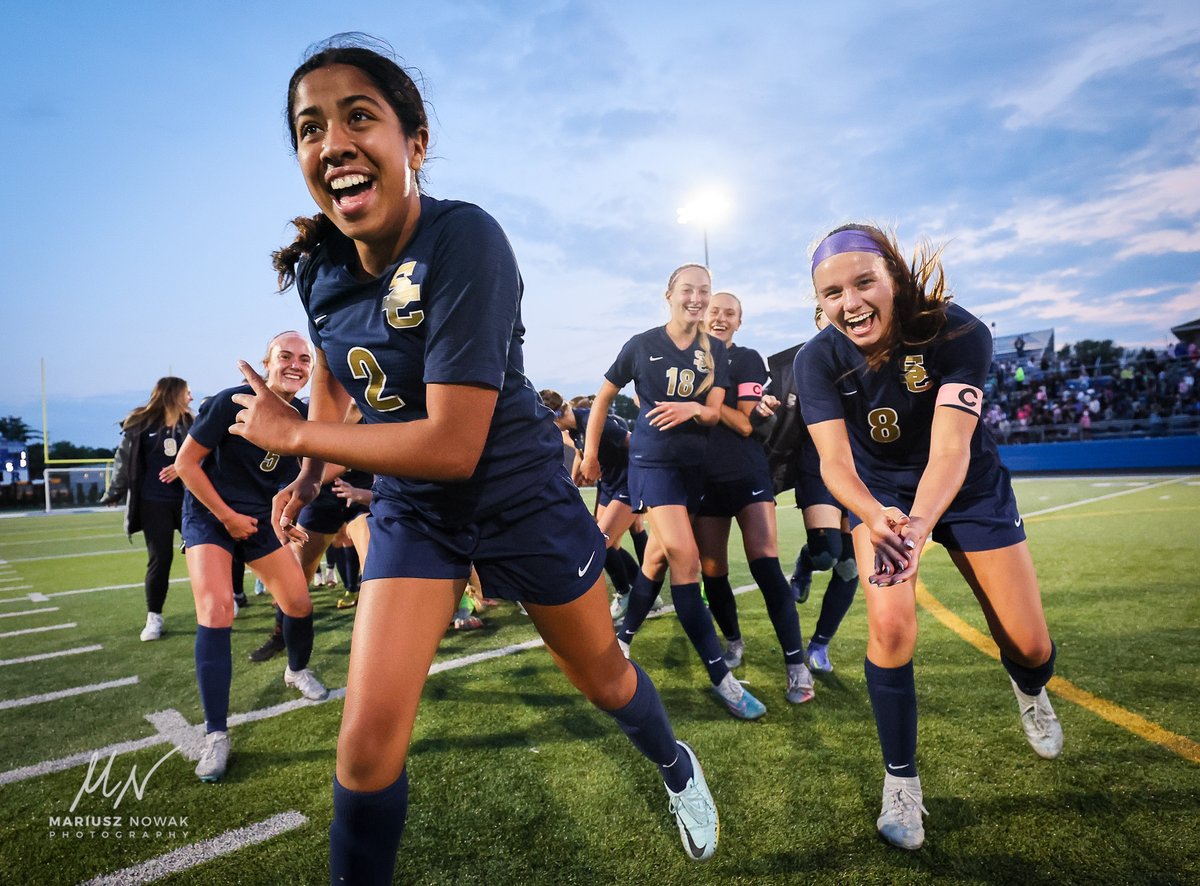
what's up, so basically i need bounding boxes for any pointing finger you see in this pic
[237,360,270,391]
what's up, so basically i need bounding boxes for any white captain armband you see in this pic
[936,383,983,416]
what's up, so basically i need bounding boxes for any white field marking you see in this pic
[1019,475,1189,520]
[0,584,742,789]
[0,644,102,667]
[0,577,189,605]
[3,549,141,563]
[0,676,138,711]
[0,622,76,638]
[78,811,309,886]
[0,586,34,596]
[28,592,49,602]
[1160,495,1172,499]
[0,607,60,619]
[0,533,126,547]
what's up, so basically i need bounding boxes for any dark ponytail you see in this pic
[272,213,337,291]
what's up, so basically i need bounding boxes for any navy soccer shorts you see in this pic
[182,498,283,563]
[628,462,705,512]
[696,467,777,518]
[849,464,1027,552]
[362,469,606,605]
[298,486,369,535]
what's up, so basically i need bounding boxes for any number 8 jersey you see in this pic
[297,195,563,527]
[793,302,1002,496]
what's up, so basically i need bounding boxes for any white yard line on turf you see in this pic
[0,578,189,605]
[0,676,139,711]
[1019,474,1190,518]
[0,533,127,547]
[3,549,142,563]
[0,644,102,667]
[0,587,33,596]
[0,622,77,638]
[0,607,60,618]
[77,812,309,886]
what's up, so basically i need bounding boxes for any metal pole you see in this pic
[703,228,710,267]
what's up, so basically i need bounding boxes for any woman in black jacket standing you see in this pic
[101,376,194,641]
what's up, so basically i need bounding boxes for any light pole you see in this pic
[676,190,729,269]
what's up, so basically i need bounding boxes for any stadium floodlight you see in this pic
[676,188,731,268]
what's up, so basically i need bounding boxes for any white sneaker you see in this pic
[617,637,631,659]
[666,741,718,861]
[722,638,744,669]
[1011,679,1063,759]
[195,731,230,782]
[285,666,328,701]
[877,773,927,850]
[140,612,163,642]
[610,593,629,621]
[785,662,815,704]
[651,594,666,611]
[253,578,267,596]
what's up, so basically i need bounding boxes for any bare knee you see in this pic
[868,611,917,662]
[271,584,313,619]
[1004,637,1054,668]
[337,712,407,790]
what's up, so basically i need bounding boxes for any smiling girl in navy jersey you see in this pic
[795,223,1062,851]
[693,291,815,705]
[583,265,769,721]
[228,36,718,881]
[174,331,328,784]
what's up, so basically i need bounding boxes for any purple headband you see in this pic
[810,229,885,275]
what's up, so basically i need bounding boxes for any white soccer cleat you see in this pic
[1011,679,1063,759]
[877,773,927,850]
[666,741,719,862]
[195,731,230,783]
[785,662,815,704]
[610,593,629,622]
[285,666,329,701]
[140,612,164,642]
[617,637,631,659]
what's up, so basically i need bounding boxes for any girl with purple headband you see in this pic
[793,223,1062,851]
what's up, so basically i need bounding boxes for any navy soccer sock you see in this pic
[1001,641,1056,695]
[330,769,408,885]
[606,662,694,792]
[864,657,918,778]
[604,547,631,595]
[631,528,649,564]
[617,572,662,644]
[813,546,857,644]
[618,548,640,587]
[281,612,315,672]
[702,573,740,641]
[334,545,360,592]
[194,625,232,733]
[671,582,730,685]
[748,557,806,664]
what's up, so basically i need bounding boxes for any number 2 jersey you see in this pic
[297,195,564,527]
[794,302,1002,497]
[605,327,729,467]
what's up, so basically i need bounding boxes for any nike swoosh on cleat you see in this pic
[684,828,708,858]
[649,356,664,361]
[577,551,596,577]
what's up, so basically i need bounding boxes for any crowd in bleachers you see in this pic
[983,340,1199,444]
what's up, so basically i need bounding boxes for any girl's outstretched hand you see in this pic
[229,361,303,455]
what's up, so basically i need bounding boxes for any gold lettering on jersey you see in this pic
[163,437,177,458]
[383,261,425,330]
[692,349,713,375]
[902,355,931,393]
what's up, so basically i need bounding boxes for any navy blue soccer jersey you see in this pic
[139,423,186,503]
[794,302,1000,496]
[297,195,563,526]
[605,327,729,467]
[187,385,307,511]
[570,407,629,489]
[705,343,770,482]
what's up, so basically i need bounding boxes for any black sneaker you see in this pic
[233,590,249,608]
[248,632,285,662]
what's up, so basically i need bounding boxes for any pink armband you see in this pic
[936,383,983,416]
[738,382,763,399]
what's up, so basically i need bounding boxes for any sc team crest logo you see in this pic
[692,349,713,375]
[902,355,932,393]
[382,261,425,330]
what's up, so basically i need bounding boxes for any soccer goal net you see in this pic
[42,465,114,513]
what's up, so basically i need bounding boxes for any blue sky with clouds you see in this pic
[2,0,1198,446]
